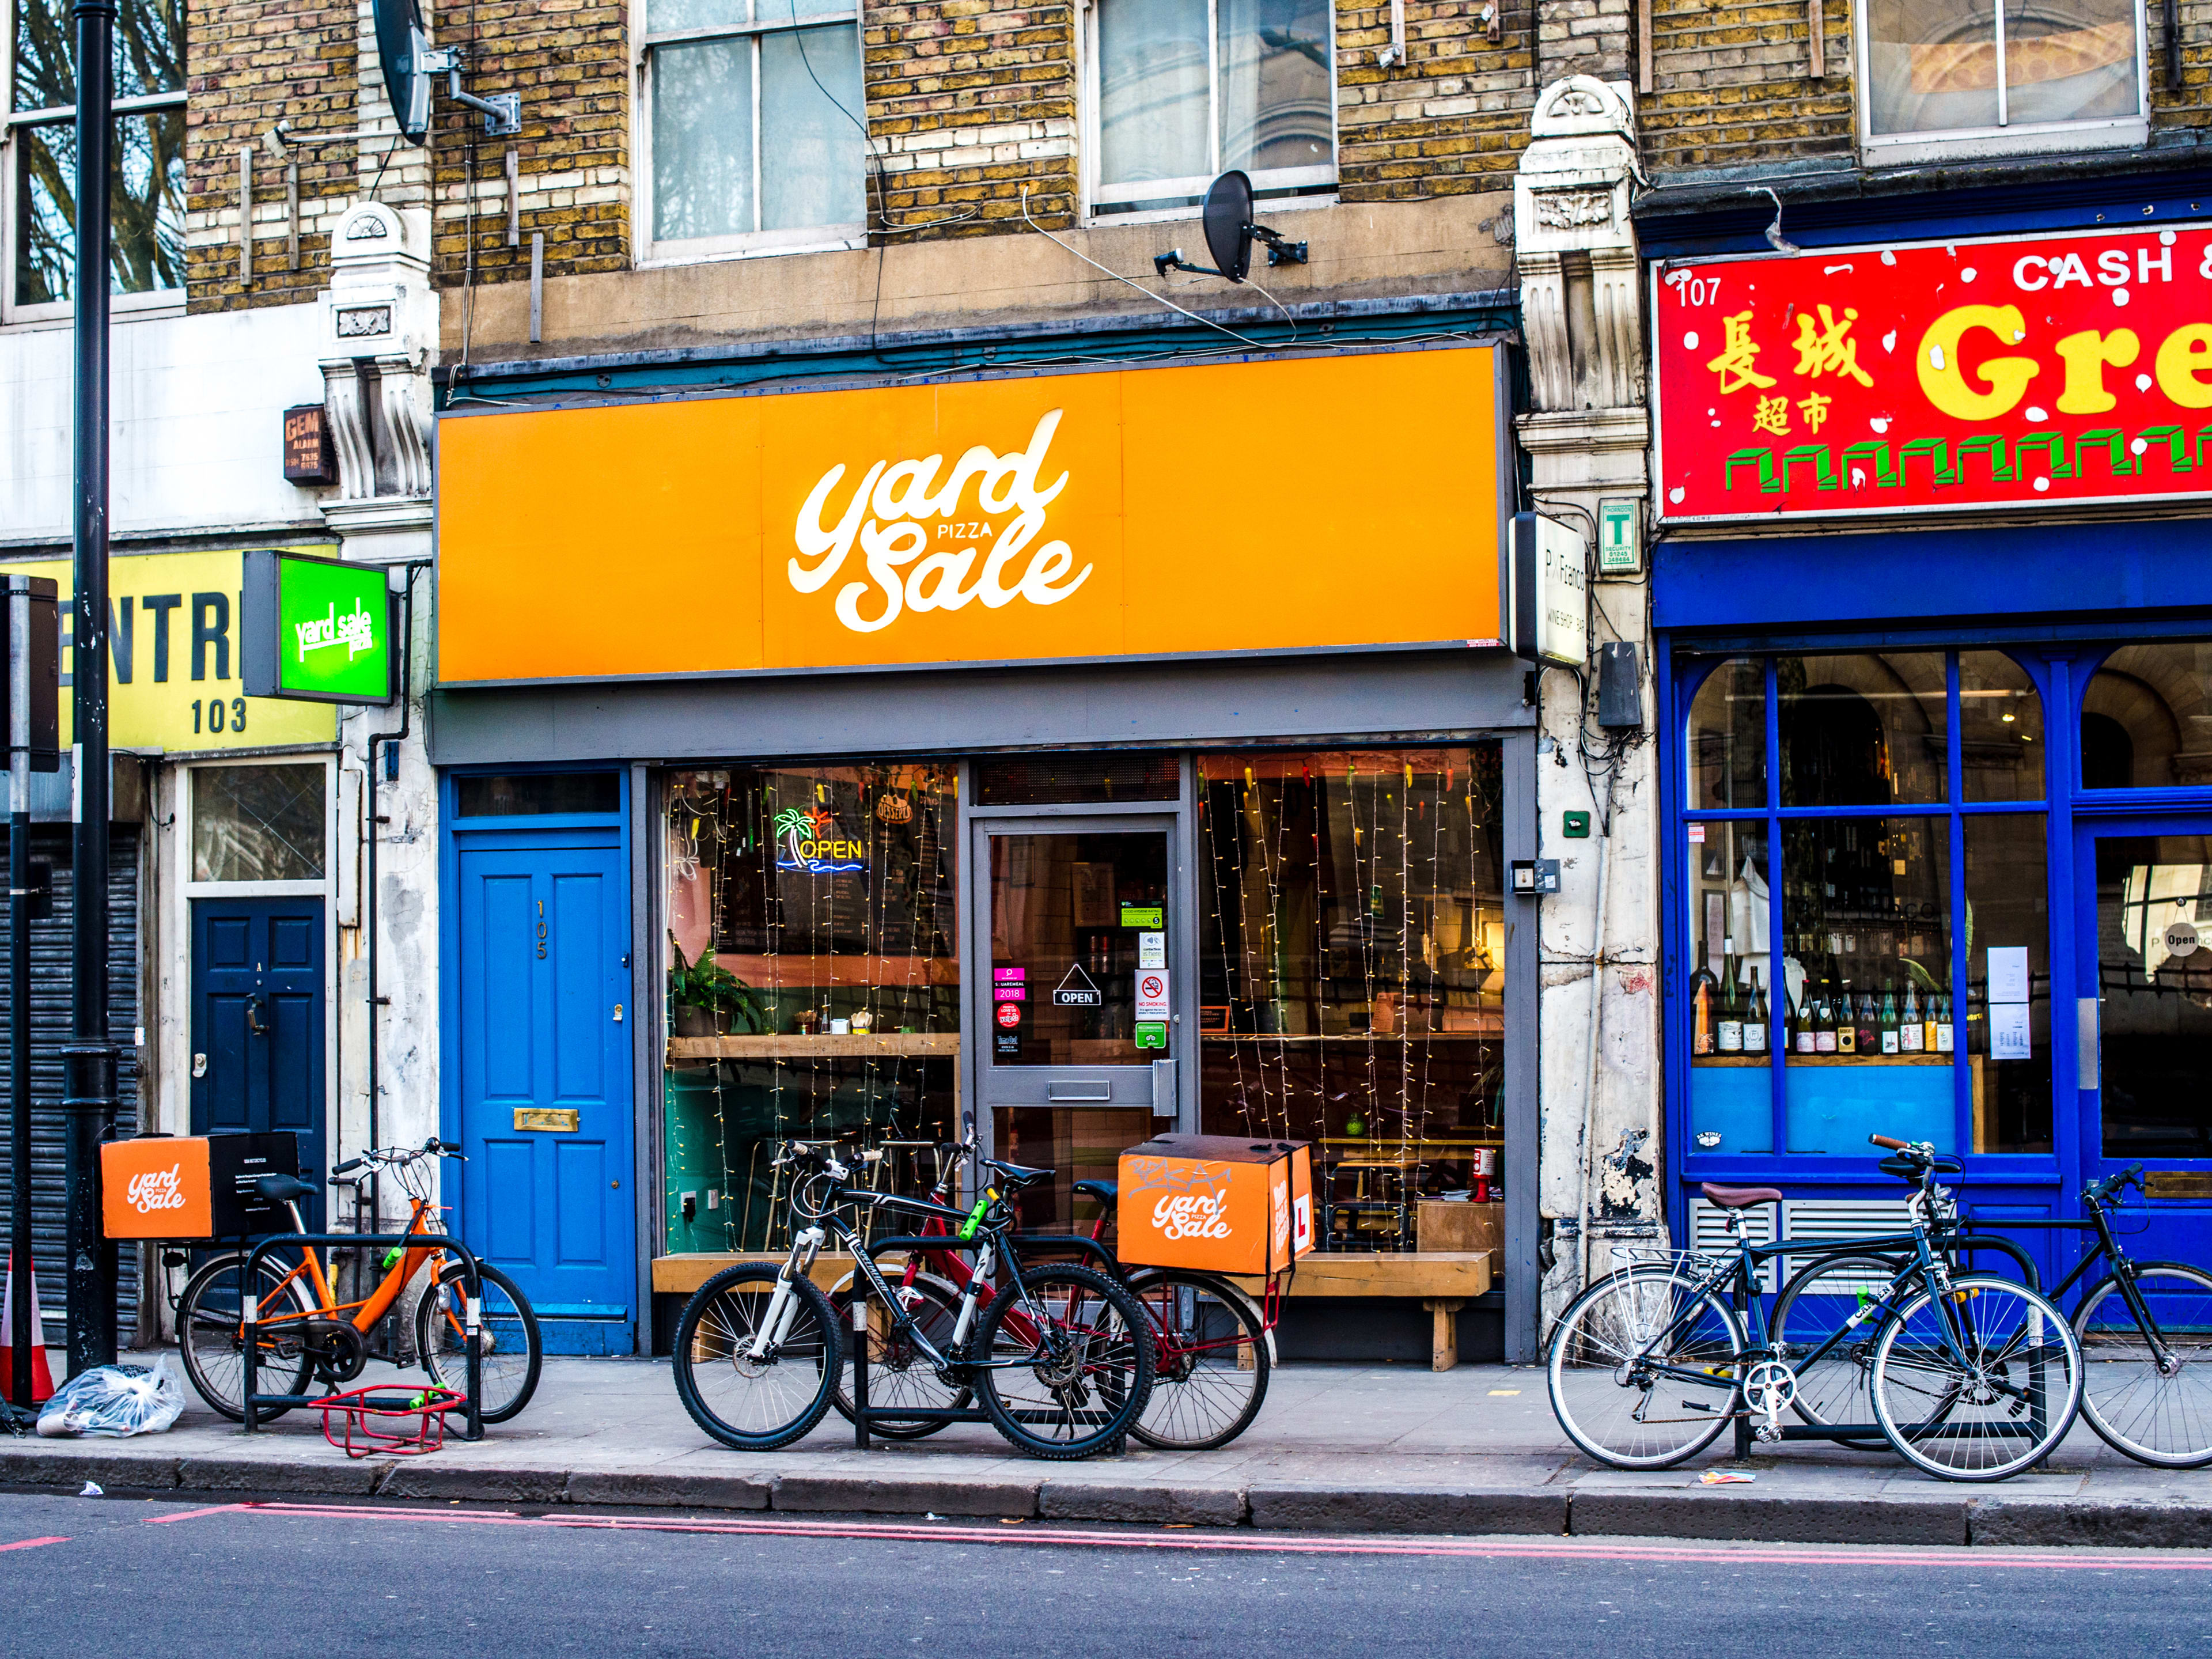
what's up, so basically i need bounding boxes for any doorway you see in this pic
[449,824,635,1353]
[189,897,327,1230]
[2075,814,2212,1260]
[971,815,1183,1229]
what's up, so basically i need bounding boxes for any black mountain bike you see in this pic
[1549,1135,2085,1482]
[671,1139,1154,1459]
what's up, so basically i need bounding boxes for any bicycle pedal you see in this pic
[1754,1423,1782,1444]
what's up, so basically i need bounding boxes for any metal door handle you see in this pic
[246,994,268,1037]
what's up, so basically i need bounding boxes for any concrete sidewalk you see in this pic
[5,1354,2211,1548]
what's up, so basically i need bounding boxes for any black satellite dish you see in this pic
[370,0,520,144]
[1202,171,1256,283]
[372,0,432,143]
[1153,172,1309,283]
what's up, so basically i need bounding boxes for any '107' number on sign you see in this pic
[191,698,247,736]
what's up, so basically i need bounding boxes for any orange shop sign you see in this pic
[1654,224,2212,523]
[434,346,1508,683]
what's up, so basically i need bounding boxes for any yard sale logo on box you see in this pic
[1654,224,2212,522]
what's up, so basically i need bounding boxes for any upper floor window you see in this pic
[1861,0,2146,163]
[639,0,866,263]
[3,0,183,320]
[1088,0,1335,218]
[2081,641,2212,789]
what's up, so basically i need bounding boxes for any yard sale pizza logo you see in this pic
[1654,224,2212,521]
[788,411,1090,636]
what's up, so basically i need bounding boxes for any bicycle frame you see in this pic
[1959,1173,2176,1368]
[247,1194,451,1341]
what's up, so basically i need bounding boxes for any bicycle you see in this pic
[1949,1165,2212,1468]
[1547,1134,2085,1482]
[671,1138,1155,1459]
[823,1118,1274,1450]
[174,1138,543,1425]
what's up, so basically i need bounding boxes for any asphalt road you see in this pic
[2,1490,2210,1656]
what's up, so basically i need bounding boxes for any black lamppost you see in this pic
[65,0,119,1371]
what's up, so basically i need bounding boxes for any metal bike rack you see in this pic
[848,1233,995,1451]
[238,1231,485,1442]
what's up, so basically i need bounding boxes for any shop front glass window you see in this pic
[191,765,325,883]
[1779,652,1946,806]
[1688,657,1766,811]
[1196,746,1505,1254]
[660,764,957,1253]
[2092,834,2212,1158]
[1966,815,2051,1152]
[1780,816,1953,1151]
[1960,650,2044,803]
[2081,642,2212,790]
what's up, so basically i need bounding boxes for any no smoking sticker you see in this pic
[1135,971,1169,1020]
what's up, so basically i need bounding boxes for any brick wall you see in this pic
[2149,0,2212,124]
[1640,0,1851,176]
[867,0,1078,235]
[182,0,357,310]
[1337,0,1541,199]
[425,0,631,289]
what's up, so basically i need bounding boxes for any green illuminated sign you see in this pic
[242,550,395,704]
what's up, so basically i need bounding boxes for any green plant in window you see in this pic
[668,938,767,1033]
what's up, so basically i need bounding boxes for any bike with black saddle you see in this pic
[669,1134,1154,1459]
[1547,1134,2085,1482]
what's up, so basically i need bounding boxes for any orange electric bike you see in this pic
[173,1138,542,1424]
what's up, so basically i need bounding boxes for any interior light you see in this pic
[2001,713,2016,723]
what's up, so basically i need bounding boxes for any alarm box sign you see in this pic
[1654,224,2212,523]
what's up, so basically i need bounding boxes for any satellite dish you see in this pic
[372,0,433,143]
[1151,172,1309,284]
[1201,171,1256,283]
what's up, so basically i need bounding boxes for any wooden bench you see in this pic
[654,1248,1495,1373]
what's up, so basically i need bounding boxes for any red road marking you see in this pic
[146,1502,2212,1573]
[0,1536,68,1554]
[143,1505,251,1524]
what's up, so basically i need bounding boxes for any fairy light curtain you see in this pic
[1196,746,1506,1252]
[663,764,959,1252]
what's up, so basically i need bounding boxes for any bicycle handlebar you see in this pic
[1868,1134,1912,1151]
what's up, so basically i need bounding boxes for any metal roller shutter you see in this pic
[0,825,142,1350]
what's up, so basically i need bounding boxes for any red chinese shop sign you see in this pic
[1653,224,2212,524]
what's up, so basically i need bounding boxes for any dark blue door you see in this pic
[453,832,634,1353]
[190,898,326,1229]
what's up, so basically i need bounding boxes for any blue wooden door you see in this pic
[190,898,326,1230]
[453,832,634,1353]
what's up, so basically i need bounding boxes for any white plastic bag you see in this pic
[36,1356,185,1438]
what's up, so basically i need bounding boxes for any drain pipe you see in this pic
[362,560,427,1233]
[1574,822,1613,1293]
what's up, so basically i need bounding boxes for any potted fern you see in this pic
[669,941,767,1037]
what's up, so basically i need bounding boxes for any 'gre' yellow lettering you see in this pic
[1917,305,2038,421]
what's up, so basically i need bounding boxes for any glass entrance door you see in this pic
[2077,816,2212,1250]
[974,816,1180,1225]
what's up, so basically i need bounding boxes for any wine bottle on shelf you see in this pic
[1858,987,1880,1059]
[1836,979,1858,1055]
[1936,990,1955,1054]
[1900,980,1923,1052]
[1744,969,1769,1055]
[1924,987,1940,1055]
[1691,966,1719,1056]
[1796,982,1819,1054]
[1717,952,1744,1054]
[1879,980,1900,1055]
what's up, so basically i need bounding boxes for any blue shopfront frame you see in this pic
[1656,521,2212,1270]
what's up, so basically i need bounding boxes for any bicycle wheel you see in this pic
[974,1263,1154,1460]
[1124,1270,1270,1451]
[672,1263,843,1452]
[176,1252,316,1423]
[830,1273,971,1440]
[1547,1266,1742,1469]
[2072,1262,2212,1469]
[1870,1272,2083,1482]
[1771,1253,1904,1450]
[414,1260,544,1425]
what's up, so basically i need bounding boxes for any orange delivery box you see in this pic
[101,1132,300,1241]
[1117,1134,1314,1278]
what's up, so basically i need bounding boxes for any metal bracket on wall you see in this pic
[238,146,253,284]
[1808,0,1825,78]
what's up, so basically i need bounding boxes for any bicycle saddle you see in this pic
[255,1173,316,1205]
[1699,1182,1782,1209]
[1072,1179,1118,1205]
[982,1158,1055,1190]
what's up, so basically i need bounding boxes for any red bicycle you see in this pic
[831,1118,1276,1450]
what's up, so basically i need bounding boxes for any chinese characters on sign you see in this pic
[1655,226,2212,522]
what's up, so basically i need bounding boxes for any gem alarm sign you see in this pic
[1654,224,2212,522]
